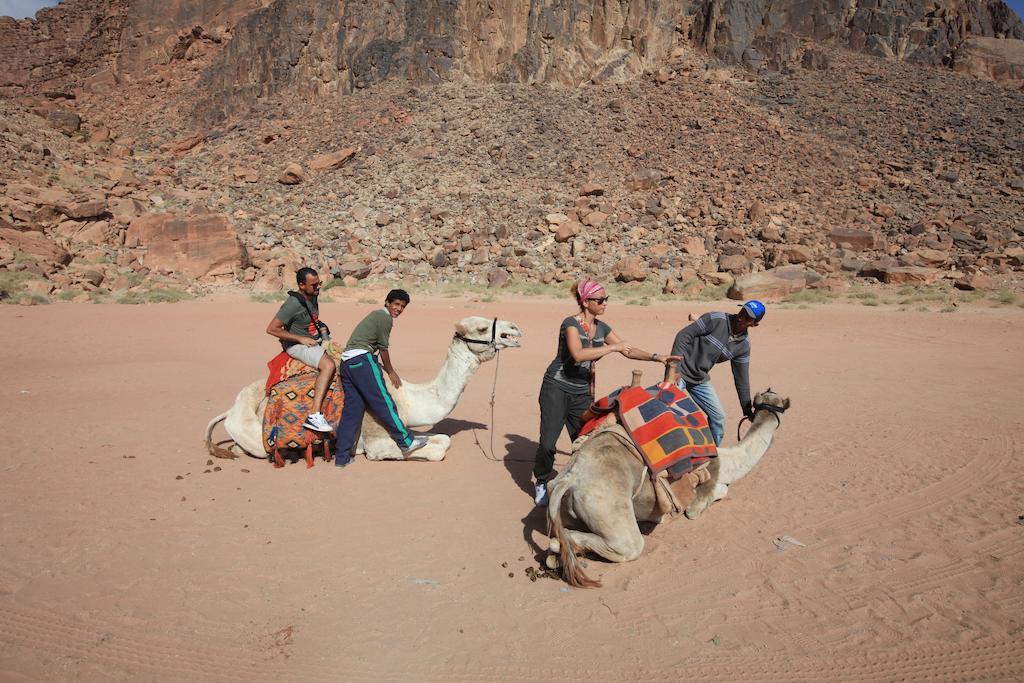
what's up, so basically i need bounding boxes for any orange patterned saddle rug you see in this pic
[581,382,717,479]
[262,345,343,468]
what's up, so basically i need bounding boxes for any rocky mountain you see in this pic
[0,1,1022,303]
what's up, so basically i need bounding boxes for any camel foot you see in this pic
[545,553,561,570]
[548,537,561,554]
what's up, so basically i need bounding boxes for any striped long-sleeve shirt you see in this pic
[670,312,751,410]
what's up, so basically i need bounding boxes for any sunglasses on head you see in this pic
[587,296,609,304]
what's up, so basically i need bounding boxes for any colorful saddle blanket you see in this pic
[265,340,343,394]
[262,343,343,468]
[582,383,717,478]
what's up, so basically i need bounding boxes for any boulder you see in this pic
[778,244,813,264]
[829,227,882,251]
[554,221,582,243]
[83,69,118,93]
[278,163,305,185]
[579,183,604,196]
[338,260,370,280]
[127,213,248,280]
[614,256,649,282]
[47,110,81,135]
[0,227,72,273]
[58,199,108,220]
[899,249,948,267]
[308,147,356,171]
[160,134,206,154]
[875,266,942,285]
[954,272,995,291]
[727,265,814,299]
[719,254,753,273]
[488,269,510,287]
[679,236,706,256]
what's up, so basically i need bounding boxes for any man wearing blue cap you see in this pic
[669,300,766,445]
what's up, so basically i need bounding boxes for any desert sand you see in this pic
[1,296,1022,681]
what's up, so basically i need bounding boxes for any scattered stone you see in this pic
[614,256,648,282]
[278,163,305,185]
[554,221,581,243]
[338,261,370,280]
[728,265,814,299]
[47,109,81,135]
[579,183,604,196]
[829,227,882,251]
[875,265,942,285]
[954,272,994,291]
[308,147,356,171]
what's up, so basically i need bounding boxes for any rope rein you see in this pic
[736,402,783,441]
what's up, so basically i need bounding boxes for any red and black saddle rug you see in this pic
[581,382,717,479]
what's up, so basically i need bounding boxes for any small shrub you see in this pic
[697,284,730,301]
[119,287,192,304]
[249,291,282,303]
[783,288,831,304]
[991,288,1019,306]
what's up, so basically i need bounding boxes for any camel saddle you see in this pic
[262,341,343,468]
[579,382,717,478]
[583,423,712,518]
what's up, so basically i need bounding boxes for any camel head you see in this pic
[752,388,791,415]
[453,316,522,361]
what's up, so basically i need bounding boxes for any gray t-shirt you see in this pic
[274,293,324,351]
[542,316,612,394]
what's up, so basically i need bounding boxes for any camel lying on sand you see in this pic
[546,386,790,587]
[205,316,522,462]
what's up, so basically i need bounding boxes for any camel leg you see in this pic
[566,492,645,563]
[565,527,644,563]
[685,457,721,520]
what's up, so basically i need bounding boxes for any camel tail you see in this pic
[204,411,239,460]
[548,477,601,589]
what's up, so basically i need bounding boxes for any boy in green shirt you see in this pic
[334,289,428,466]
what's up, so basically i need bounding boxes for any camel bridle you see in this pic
[736,397,785,440]
[454,317,499,349]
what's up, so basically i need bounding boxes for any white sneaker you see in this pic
[302,412,333,433]
[534,481,549,506]
[401,435,430,455]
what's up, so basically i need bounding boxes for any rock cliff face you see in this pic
[692,0,1024,70]
[2,0,1020,113]
[193,0,685,123]
[0,0,129,96]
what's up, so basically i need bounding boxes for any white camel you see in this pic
[546,388,790,587]
[205,316,522,463]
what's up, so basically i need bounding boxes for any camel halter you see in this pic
[736,400,783,441]
[461,317,513,462]
[454,317,498,349]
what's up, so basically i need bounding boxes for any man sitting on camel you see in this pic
[265,267,336,433]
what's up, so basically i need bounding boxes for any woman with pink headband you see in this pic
[532,279,679,505]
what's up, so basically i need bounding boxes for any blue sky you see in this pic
[0,0,1022,32]
[0,0,60,19]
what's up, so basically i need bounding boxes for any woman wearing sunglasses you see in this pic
[532,279,679,505]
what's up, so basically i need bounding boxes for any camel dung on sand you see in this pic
[205,316,522,463]
[545,373,791,588]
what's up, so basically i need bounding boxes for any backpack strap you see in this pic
[287,291,331,339]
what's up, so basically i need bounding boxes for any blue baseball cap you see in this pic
[740,300,766,323]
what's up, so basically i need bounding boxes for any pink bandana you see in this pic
[577,279,604,301]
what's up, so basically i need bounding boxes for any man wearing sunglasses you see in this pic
[669,300,766,446]
[266,267,336,433]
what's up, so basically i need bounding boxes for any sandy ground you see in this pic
[0,295,1022,681]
